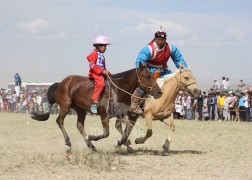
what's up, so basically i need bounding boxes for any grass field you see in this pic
[0,113,252,180]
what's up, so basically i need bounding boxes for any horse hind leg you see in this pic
[88,114,110,141]
[56,107,72,157]
[75,109,96,151]
[162,118,175,153]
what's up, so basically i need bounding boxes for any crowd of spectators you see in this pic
[0,88,47,113]
[0,73,77,114]
[0,87,76,115]
[173,77,252,122]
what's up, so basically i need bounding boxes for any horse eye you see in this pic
[184,76,189,80]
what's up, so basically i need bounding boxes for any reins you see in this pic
[107,75,148,100]
[106,68,157,101]
[135,68,157,91]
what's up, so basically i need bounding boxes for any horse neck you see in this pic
[110,69,138,94]
[160,74,180,105]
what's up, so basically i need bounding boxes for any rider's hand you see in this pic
[102,70,111,76]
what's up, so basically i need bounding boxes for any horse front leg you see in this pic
[115,118,123,136]
[162,118,175,153]
[88,115,110,141]
[75,109,96,151]
[116,115,137,152]
[135,113,153,144]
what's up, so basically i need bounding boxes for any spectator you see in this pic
[174,91,185,119]
[0,93,2,112]
[185,94,193,120]
[191,98,198,120]
[244,90,251,122]
[212,78,220,91]
[224,93,231,121]
[249,84,252,91]
[202,93,209,120]
[207,93,215,120]
[238,92,246,121]
[197,90,204,120]
[228,92,237,121]
[2,98,8,112]
[41,93,48,113]
[212,92,218,120]
[221,77,228,90]
[32,93,38,113]
[36,93,42,112]
[22,96,28,114]
[217,93,225,121]
[238,79,246,91]
[14,73,22,88]
[226,77,231,90]
[202,105,210,120]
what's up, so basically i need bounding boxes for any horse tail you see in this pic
[31,82,59,121]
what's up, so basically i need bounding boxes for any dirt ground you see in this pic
[0,113,252,180]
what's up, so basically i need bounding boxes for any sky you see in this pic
[1,0,252,90]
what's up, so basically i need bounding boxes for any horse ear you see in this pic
[179,64,185,70]
[139,61,146,70]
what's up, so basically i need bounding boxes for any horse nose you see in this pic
[152,90,162,99]
[157,91,162,98]
[193,88,200,97]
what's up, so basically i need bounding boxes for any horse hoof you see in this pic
[127,146,134,153]
[162,144,169,153]
[65,150,71,159]
[114,142,121,148]
[91,147,97,152]
[161,151,169,156]
[114,144,119,148]
[117,140,122,147]
[135,137,144,144]
[65,145,71,151]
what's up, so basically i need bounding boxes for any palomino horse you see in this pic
[136,65,200,152]
[116,65,200,153]
[31,62,162,155]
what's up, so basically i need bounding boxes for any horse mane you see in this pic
[110,68,135,79]
[161,68,183,91]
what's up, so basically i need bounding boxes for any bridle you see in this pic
[135,68,157,94]
[174,69,197,93]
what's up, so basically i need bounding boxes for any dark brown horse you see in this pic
[31,62,162,155]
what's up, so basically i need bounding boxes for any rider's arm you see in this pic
[135,46,152,68]
[87,50,104,75]
[170,44,188,69]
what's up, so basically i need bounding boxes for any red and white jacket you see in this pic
[87,49,106,77]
